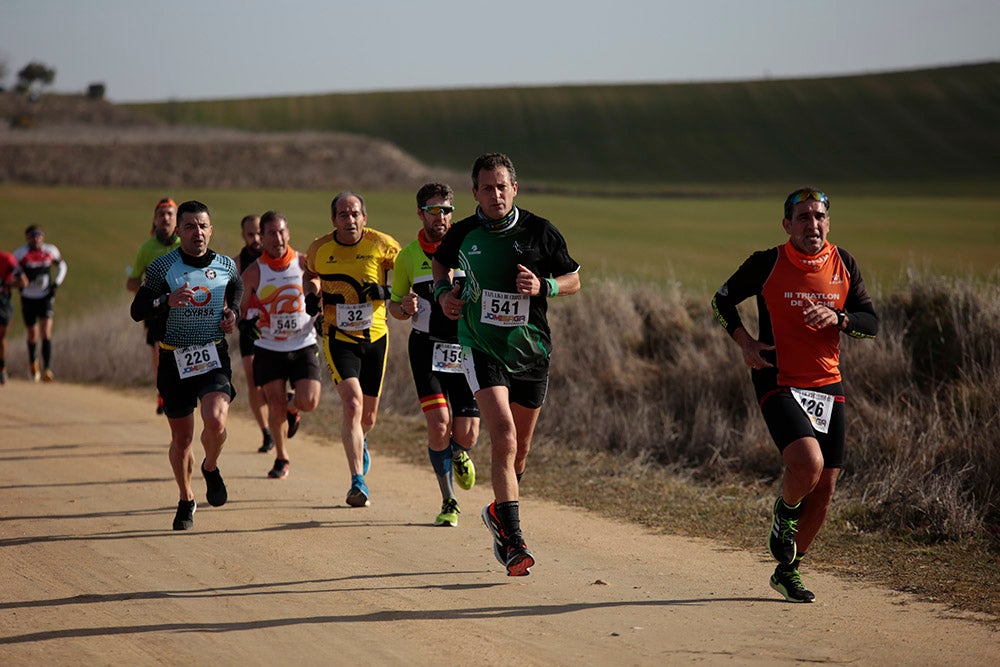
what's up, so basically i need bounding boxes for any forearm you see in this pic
[130,285,169,322]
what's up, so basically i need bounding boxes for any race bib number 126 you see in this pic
[790,387,834,434]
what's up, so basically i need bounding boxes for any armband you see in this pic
[433,279,453,302]
[540,277,559,297]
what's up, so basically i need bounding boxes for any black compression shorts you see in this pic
[759,382,846,469]
[323,334,388,397]
[407,331,479,417]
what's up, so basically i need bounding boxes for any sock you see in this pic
[27,341,37,364]
[263,427,272,437]
[0,358,5,372]
[780,498,801,517]
[42,339,52,368]
[495,500,521,537]
[450,437,470,454]
[516,471,524,483]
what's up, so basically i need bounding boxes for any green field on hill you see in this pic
[1,183,996,339]
[127,63,1000,189]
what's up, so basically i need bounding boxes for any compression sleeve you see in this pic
[130,284,169,322]
[225,266,244,320]
[838,248,878,338]
[712,248,777,336]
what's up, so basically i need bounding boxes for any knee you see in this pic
[361,413,377,432]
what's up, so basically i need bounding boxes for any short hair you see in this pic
[416,182,454,207]
[240,214,260,231]
[259,210,287,232]
[783,187,830,220]
[177,200,210,220]
[472,153,516,188]
[331,191,366,216]
[25,224,43,236]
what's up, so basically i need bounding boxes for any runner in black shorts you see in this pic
[0,249,27,384]
[389,182,480,527]
[239,211,322,480]
[712,187,877,602]
[433,154,581,576]
[130,200,243,532]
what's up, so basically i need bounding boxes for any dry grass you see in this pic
[9,273,998,622]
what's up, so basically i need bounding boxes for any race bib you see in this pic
[790,387,834,434]
[271,313,300,336]
[173,342,221,379]
[336,302,374,331]
[480,289,529,327]
[431,342,465,373]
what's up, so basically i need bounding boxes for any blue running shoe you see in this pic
[346,474,370,507]
[363,436,371,475]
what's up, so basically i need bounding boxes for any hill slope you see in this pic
[126,63,1000,186]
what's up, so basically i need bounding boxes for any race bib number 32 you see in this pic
[336,302,374,331]
[790,387,834,434]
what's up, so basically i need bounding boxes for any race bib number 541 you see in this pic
[480,290,529,327]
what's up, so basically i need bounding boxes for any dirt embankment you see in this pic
[0,93,461,189]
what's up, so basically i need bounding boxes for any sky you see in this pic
[2,0,998,103]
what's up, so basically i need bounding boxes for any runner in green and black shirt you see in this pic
[433,153,581,576]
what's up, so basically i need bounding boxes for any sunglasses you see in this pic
[420,204,455,215]
[789,190,828,206]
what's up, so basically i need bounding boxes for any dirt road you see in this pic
[0,380,995,665]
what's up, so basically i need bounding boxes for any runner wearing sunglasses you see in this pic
[712,187,878,602]
[388,183,480,527]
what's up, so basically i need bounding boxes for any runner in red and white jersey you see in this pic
[13,225,68,382]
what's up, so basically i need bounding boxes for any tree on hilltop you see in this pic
[16,61,56,96]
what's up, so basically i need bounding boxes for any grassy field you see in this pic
[2,183,997,337]
[126,63,1000,188]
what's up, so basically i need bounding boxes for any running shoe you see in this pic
[201,461,228,507]
[29,362,40,382]
[435,497,460,527]
[156,395,165,415]
[452,449,476,490]
[768,497,799,564]
[503,537,535,577]
[258,430,275,453]
[173,499,196,530]
[268,458,290,479]
[286,392,300,439]
[42,368,55,382]
[481,502,508,566]
[346,474,370,507]
[363,436,371,475]
[770,566,815,603]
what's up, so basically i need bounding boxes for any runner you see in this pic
[304,191,400,508]
[234,214,275,453]
[388,183,479,527]
[433,153,581,575]
[129,200,243,531]
[238,211,322,479]
[126,197,181,413]
[0,249,28,385]
[711,187,878,602]
[14,225,68,382]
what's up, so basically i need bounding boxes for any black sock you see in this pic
[495,500,521,537]
[27,341,37,364]
[42,339,52,368]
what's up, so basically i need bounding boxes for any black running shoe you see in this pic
[173,499,196,530]
[201,461,228,507]
[258,430,275,453]
[286,411,300,439]
[268,458,289,479]
[504,535,535,577]
[768,497,799,564]
[770,566,815,603]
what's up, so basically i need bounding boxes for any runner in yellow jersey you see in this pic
[304,191,400,508]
